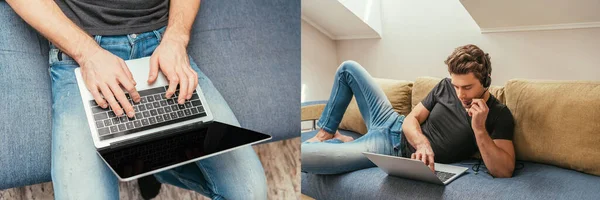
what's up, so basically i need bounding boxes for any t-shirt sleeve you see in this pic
[421,79,445,111]
[490,107,515,140]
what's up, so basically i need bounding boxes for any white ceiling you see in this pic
[460,0,600,31]
[301,0,381,40]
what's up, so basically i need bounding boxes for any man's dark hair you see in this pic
[445,44,492,85]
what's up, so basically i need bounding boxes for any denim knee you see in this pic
[336,60,365,75]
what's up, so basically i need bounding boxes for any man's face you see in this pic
[450,72,485,109]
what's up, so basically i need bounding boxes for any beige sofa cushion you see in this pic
[505,79,600,176]
[338,78,413,134]
[411,77,444,109]
[411,77,506,109]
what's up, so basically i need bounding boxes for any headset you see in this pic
[478,54,492,99]
[467,58,491,107]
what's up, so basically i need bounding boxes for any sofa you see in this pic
[301,76,600,199]
[0,0,300,190]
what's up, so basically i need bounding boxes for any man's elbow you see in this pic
[401,117,409,131]
[402,115,416,129]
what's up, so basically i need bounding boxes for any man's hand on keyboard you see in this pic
[411,144,436,172]
[78,47,141,118]
[147,33,197,105]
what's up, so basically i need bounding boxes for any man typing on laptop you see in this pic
[6,0,268,199]
[302,44,516,179]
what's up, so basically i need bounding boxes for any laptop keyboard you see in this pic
[90,86,207,140]
[435,171,456,182]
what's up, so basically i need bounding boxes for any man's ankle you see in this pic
[316,129,335,140]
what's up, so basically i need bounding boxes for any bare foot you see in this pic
[306,129,355,143]
[334,131,354,142]
[306,129,334,142]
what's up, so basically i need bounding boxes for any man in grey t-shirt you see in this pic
[6,0,268,199]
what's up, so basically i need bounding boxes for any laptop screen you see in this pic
[98,121,271,179]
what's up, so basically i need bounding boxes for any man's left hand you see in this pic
[468,99,489,133]
[147,36,198,105]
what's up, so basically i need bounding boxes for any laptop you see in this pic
[74,56,272,181]
[362,152,467,185]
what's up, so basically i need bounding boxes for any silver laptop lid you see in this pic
[362,152,467,185]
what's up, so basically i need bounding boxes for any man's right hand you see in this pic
[5,0,142,118]
[77,47,141,118]
[411,144,435,172]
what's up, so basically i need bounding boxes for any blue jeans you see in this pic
[301,61,405,175]
[49,26,267,200]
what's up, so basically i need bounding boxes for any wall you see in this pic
[301,20,339,102]
[335,0,600,85]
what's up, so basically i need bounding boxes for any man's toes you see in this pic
[344,137,354,142]
[306,136,322,143]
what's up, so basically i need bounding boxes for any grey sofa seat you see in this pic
[0,0,299,189]
[0,1,53,190]
[301,130,600,200]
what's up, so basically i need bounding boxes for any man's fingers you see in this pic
[470,103,479,112]
[159,65,178,99]
[118,75,140,103]
[190,68,198,93]
[109,82,135,118]
[186,68,196,99]
[99,84,123,116]
[471,103,482,113]
[473,99,487,109]
[411,153,416,159]
[478,99,489,111]
[428,155,435,171]
[88,84,107,108]
[177,70,188,104]
[166,74,179,99]
[421,154,427,164]
[148,55,160,83]
[120,60,136,86]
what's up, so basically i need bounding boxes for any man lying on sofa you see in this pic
[302,44,516,178]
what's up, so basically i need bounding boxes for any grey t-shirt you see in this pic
[401,78,515,163]
[55,0,170,35]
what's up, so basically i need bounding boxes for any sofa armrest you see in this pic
[301,100,327,121]
[301,100,327,132]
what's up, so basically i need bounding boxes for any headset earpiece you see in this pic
[483,74,491,88]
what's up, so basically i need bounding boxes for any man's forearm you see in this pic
[6,0,101,63]
[402,115,431,148]
[163,0,202,47]
[474,130,514,178]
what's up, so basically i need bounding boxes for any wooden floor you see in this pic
[0,138,301,200]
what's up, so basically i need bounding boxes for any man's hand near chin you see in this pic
[469,99,516,178]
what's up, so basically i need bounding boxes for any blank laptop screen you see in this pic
[99,121,270,179]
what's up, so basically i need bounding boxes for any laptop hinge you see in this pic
[103,121,207,152]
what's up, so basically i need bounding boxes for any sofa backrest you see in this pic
[337,76,600,176]
[338,78,413,134]
[505,79,600,176]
